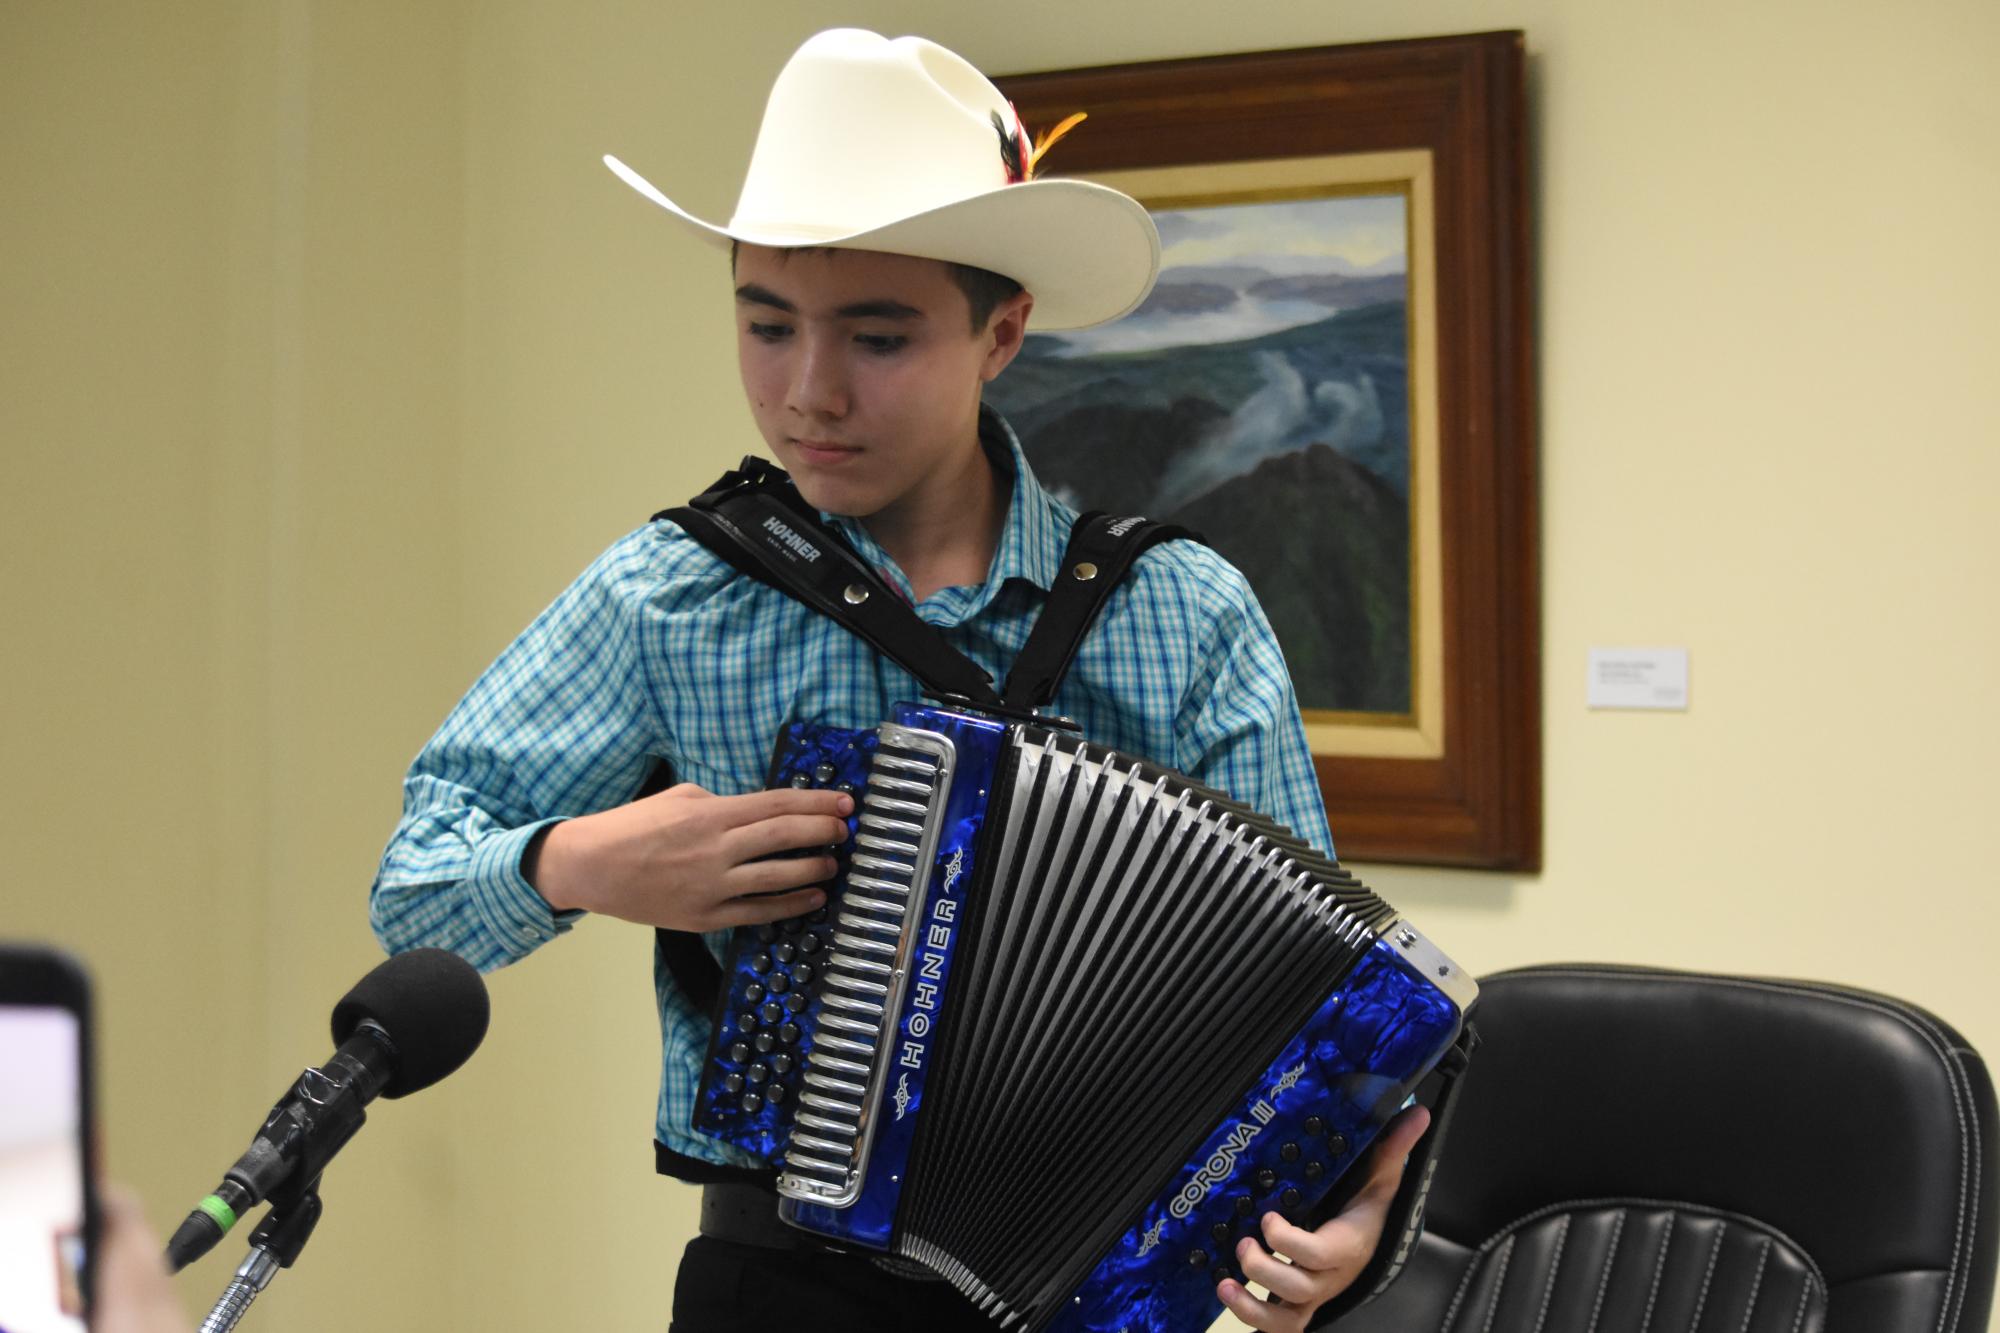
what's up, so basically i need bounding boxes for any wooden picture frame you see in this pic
[994,32,1538,869]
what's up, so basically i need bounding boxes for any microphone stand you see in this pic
[197,1181,324,1333]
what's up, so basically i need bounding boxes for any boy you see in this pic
[371,28,1423,1333]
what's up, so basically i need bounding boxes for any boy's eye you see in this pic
[747,321,791,342]
[855,334,908,355]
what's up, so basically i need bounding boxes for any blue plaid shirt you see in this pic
[369,410,1332,1167]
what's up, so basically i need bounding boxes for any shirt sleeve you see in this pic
[1171,552,1338,857]
[368,527,684,971]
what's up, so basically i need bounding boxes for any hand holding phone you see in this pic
[90,1187,187,1333]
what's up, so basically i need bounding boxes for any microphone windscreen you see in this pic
[330,948,490,1098]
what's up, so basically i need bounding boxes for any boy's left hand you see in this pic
[1215,1104,1431,1332]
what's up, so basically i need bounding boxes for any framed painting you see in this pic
[992,32,1538,869]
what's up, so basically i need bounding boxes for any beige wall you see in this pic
[3,1,1995,1330]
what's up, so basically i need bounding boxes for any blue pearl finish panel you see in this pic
[691,720,878,1160]
[1043,940,1464,1333]
[781,703,1011,1249]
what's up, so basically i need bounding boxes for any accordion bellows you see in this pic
[695,703,1474,1332]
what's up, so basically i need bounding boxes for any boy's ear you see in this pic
[979,290,1036,383]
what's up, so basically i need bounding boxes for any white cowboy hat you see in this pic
[603,28,1160,331]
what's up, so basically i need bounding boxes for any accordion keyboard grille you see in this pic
[779,732,949,1200]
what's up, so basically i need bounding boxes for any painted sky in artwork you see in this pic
[1045,193,1408,356]
[1153,194,1407,271]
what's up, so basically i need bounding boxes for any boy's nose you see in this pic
[787,338,849,419]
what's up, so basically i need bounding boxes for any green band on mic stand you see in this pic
[196,1194,238,1233]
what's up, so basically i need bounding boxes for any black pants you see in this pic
[668,1235,994,1332]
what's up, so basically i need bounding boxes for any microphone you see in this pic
[165,948,489,1272]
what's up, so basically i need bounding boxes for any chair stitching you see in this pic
[1441,1232,1490,1333]
[1638,1209,1676,1333]
[1736,1237,1771,1333]
[1688,1219,1729,1333]
[1457,1195,1828,1298]
[1583,1208,1627,1333]
[1528,1213,1572,1333]
[1479,1234,1518,1333]
[1501,967,1975,1333]
[1788,1267,1811,1333]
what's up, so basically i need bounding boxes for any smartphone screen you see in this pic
[0,947,94,1333]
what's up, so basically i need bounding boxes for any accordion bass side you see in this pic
[694,702,1477,1332]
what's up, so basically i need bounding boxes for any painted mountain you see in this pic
[986,193,1413,715]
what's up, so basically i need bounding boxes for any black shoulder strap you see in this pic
[656,459,1003,708]
[649,469,1201,1016]
[1309,1023,1481,1327]
[999,512,1201,710]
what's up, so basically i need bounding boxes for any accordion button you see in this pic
[808,906,830,924]
[755,1032,777,1054]
[727,1042,751,1063]
[744,983,765,1004]
[1281,1188,1302,1210]
[793,962,816,986]
[1186,1249,1208,1269]
[813,763,837,785]
[1303,1161,1325,1181]
[766,1083,787,1105]
[1254,1169,1277,1193]
[767,973,791,995]
[1280,1142,1301,1163]
[756,924,778,943]
[723,1073,744,1094]
[761,1001,783,1024]
[771,1053,795,1076]
[836,782,856,796]
[1327,1134,1349,1156]
[1304,1116,1326,1136]
[785,993,808,1015]
[780,915,805,936]
[790,773,812,789]
[737,1011,759,1032]
[779,1022,802,1044]
[746,1063,769,1085]
[739,1092,764,1114]
[774,942,797,965]
[1210,1222,1233,1244]
[1233,1196,1254,1218]
[750,953,772,974]
[799,934,823,956]
[1212,1266,1233,1287]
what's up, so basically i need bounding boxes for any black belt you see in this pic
[698,1181,808,1251]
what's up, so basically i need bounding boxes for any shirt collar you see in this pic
[820,405,1069,621]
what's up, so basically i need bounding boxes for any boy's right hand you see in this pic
[526,783,851,931]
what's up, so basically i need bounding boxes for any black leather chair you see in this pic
[1336,965,1996,1333]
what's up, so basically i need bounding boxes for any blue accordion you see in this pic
[694,701,1476,1332]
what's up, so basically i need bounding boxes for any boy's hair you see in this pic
[944,262,1026,333]
[731,241,1023,333]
